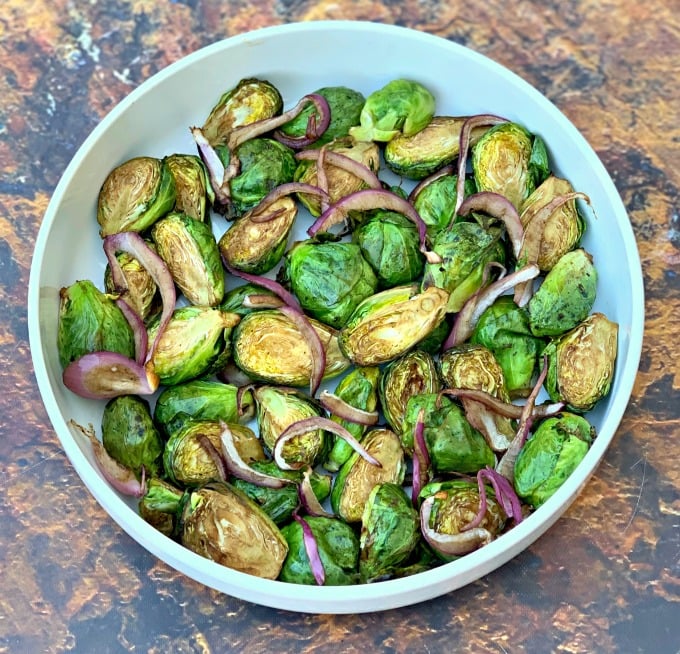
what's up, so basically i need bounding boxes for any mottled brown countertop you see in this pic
[1,1,679,652]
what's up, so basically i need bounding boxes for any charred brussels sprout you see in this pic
[102,394,164,477]
[422,222,505,313]
[166,154,212,222]
[544,313,618,412]
[152,212,224,306]
[528,249,597,337]
[349,79,435,142]
[97,156,176,237]
[219,196,297,274]
[232,309,350,386]
[353,210,425,288]
[279,86,365,146]
[279,241,378,328]
[57,280,135,368]
[514,413,594,507]
[201,78,283,147]
[104,248,160,324]
[412,173,477,238]
[472,122,549,210]
[331,428,406,523]
[379,350,440,435]
[338,285,449,366]
[280,516,359,585]
[181,483,288,579]
[359,482,420,582]
[153,380,254,438]
[139,478,185,538]
[148,307,240,386]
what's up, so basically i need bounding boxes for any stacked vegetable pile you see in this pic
[57,77,619,585]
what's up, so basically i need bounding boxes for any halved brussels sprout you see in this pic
[412,173,477,238]
[166,153,213,222]
[104,248,160,323]
[138,478,185,538]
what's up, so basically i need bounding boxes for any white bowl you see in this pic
[28,20,644,613]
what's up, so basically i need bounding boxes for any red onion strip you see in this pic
[438,387,564,420]
[236,384,255,419]
[190,126,233,206]
[296,149,383,191]
[246,182,330,224]
[411,408,430,506]
[242,294,285,309]
[316,146,330,214]
[293,512,325,585]
[197,434,228,482]
[223,264,302,311]
[298,468,334,518]
[462,466,523,531]
[115,298,148,365]
[318,390,379,426]
[407,164,455,203]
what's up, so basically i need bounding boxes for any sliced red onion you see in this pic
[219,422,293,489]
[462,466,523,531]
[274,417,381,471]
[407,164,455,204]
[236,383,256,419]
[438,387,564,420]
[458,192,524,259]
[197,434,228,482]
[115,298,148,365]
[460,399,512,453]
[246,182,330,224]
[63,351,160,399]
[293,512,326,585]
[315,145,330,213]
[217,361,254,388]
[223,263,302,312]
[103,231,176,363]
[69,420,146,498]
[454,114,508,217]
[411,408,430,506]
[444,264,540,349]
[308,189,441,264]
[242,294,285,309]
[296,149,383,191]
[299,468,334,518]
[190,126,234,206]
[318,390,379,426]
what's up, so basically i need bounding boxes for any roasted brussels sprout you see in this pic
[138,477,185,537]
[353,210,425,288]
[472,122,549,210]
[219,196,297,274]
[359,482,420,582]
[148,306,240,386]
[279,516,359,585]
[101,394,164,477]
[412,173,477,238]
[349,79,435,142]
[544,313,619,412]
[514,412,594,507]
[104,248,160,323]
[279,241,378,328]
[331,428,406,523]
[97,156,176,237]
[181,483,288,579]
[166,153,213,222]
[201,78,283,147]
[379,350,440,435]
[153,379,254,438]
[279,86,365,146]
[528,248,597,337]
[338,285,449,366]
[422,222,505,313]
[151,212,224,306]
[57,280,135,369]
[232,309,350,387]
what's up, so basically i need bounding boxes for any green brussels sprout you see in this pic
[514,412,594,507]
[279,86,365,146]
[379,350,440,436]
[233,462,331,526]
[232,309,350,387]
[104,248,160,324]
[422,221,506,313]
[416,314,453,355]
[352,210,425,288]
[219,282,279,316]
[402,394,495,474]
[412,173,477,238]
[224,138,297,218]
[472,122,549,210]
[278,241,378,329]
[359,482,420,582]
[138,477,185,538]
[331,428,406,523]
[218,196,297,274]
[97,156,176,237]
[470,295,545,397]
[338,285,449,367]
[279,516,359,585]
[520,175,585,271]
[165,153,213,222]
[254,386,328,468]
[544,313,619,412]
[101,394,164,477]
[153,380,254,438]
[201,78,283,147]
[324,366,381,472]
[57,280,135,369]
[295,138,381,216]
[419,480,506,558]
[528,249,598,337]
[181,483,288,579]
[151,212,224,306]
[148,306,240,386]
[349,79,436,142]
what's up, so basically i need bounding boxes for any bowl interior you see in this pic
[28,21,644,613]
